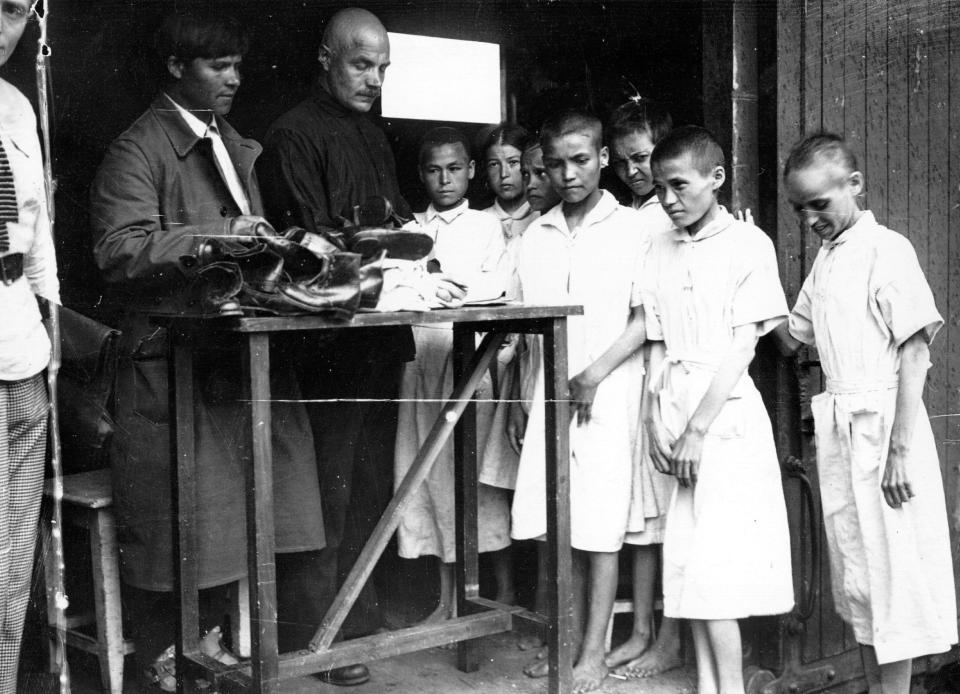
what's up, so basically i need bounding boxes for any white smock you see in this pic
[623,196,676,546]
[641,209,794,619]
[788,211,957,663]
[394,201,513,562]
[478,199,540,489]
[511,191,647,552]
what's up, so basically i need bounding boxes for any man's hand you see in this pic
[645,416,673,475]
[881,448,914,508]
[670,426,705,488]
[229,215,274,244]
[433,274,467,308]
[568,370,599,426]
[507,401,527,455]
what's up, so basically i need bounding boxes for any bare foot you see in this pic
[572,657,609,693]
[616,641,682,679]
[522,646,549,678]
[199,626,239,666]
[416,602,453,627]
[517,633,545,651]
[604,630,651,669]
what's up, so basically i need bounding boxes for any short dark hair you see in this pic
[419,126,472,167]
[540,108,603,152]
[479,123,533,160]
[783,132,859,179]
[607,97,673,146]
[155,12,249,67]
[650,125,725,175]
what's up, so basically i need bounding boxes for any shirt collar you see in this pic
[633,194,659,211]
[822,210,876,250]
[492,199,533,222]
[424,199,469,224]
[539,189,619,237]
[164,93,216,139]
[670,205,734,243]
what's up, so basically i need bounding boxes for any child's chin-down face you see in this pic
[543,132,607,205]
[421,143,474,210]
[652,153,720,230]
[522,148,561,212]
[785,164,862,243]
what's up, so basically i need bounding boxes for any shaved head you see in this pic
[318,7,391,113]
[322,7,388,54]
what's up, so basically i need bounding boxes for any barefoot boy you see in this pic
[642,126,794,694]
[511,110,649,693]
[777,133,957,693]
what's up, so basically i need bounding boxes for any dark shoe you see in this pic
[278,252,361,318]
[315,664,370,686]
[348,229,433,261]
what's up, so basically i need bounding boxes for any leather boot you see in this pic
[358,252,385,309]
[279,252,362,319]
[181,261,243,318]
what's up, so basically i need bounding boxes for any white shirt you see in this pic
[164,93,251,215]
[403,200,509,301]
[0,78,60,380]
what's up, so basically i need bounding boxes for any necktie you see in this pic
[0,138,17,253]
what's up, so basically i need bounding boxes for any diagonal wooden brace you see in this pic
[309,330,508,652]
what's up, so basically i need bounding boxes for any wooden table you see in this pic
[160,304,581,694]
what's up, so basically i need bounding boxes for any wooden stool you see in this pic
[42,469,134,694]
[605,599,635,651]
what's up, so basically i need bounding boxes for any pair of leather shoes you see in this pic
[315,663,370,686]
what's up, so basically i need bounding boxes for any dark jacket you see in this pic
[90,95,325,591]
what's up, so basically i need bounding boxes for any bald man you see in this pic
[258,8,412,687]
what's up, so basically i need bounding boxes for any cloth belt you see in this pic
[824,376,898,394]
[0,252,23,285]
[647,350,721,395]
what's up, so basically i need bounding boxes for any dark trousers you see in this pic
[283,331,406,649]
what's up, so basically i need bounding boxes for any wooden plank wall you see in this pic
[776,0,960,668]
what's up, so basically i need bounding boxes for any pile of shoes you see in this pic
[190,197,434,320]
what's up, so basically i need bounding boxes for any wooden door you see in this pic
[776,0,960,690]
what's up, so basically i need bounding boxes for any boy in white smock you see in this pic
[510,110,648,693]
[776,133,957,694]
[641,126,794,694]
[395,127,512,623]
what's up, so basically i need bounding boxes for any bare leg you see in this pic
[523,548,587,678]
[861,645,912,694]
[606,544,656,668]
[572,550,618,693]
[613,544,682,678]
[490,547,516,605]
[691,620,718,694]
[705,619,744,694]
[518,544,549,651]
[418,561,455,625]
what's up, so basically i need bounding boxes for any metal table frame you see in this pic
[161,305,581,693]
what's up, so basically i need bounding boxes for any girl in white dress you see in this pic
[777,133,956,694]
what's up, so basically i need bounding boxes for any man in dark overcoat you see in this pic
[89,12,325,680]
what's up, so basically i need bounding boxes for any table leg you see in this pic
[169,327,200,694]
[244,334,279,693]
[543,319,573,694]
[453,325,481,673]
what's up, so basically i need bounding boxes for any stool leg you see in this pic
[39,513,60,675]
[89,508,125,694]
[235,577,251,658]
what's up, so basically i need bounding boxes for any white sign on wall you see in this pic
[381,32,502,123]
